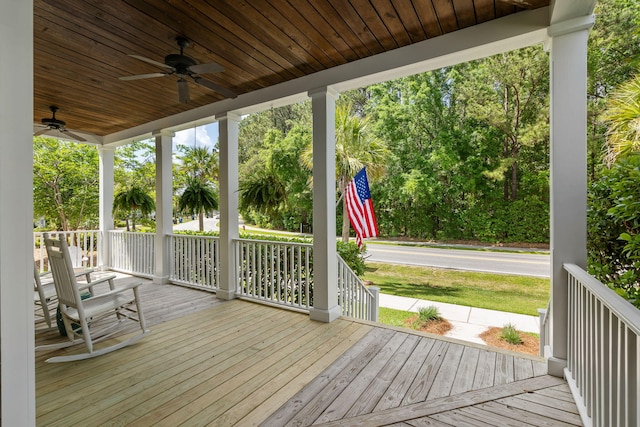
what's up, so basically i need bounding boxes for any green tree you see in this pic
[112,186,155,231]
[601,73,640,162]
[177,178,218,231]
[587,0,640,180]
[176,144,219,228]
[33,137,100,230]
[458,46,549,202]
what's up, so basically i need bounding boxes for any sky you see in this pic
[173,122,219,150]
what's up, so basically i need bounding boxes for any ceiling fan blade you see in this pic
[177,79,190,104]
[34,128,50,137]
[119,73,167,81]
[61,130,87,142]
[188,61,224,75]
[128,54,173,70]
[193,77,237,99]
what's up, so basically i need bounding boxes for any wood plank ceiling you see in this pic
[33,0,548,137]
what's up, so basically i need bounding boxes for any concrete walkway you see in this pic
[379,293,540,345]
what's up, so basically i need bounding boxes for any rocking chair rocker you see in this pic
[37,234,150,362]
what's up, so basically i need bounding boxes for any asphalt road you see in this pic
[365,243,550,278]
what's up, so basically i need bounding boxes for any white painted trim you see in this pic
[154,133,174,284]
[547,15,595,38]
[98,147,115,268]
[218,113,240,300]
[1,0,35,424]
[310,88,340,322]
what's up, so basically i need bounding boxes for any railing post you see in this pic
[538,308,547,357]
[368,286,380,323]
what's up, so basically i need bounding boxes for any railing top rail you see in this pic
[233,237,313,248]
[564,263,640,336]
[169,233,219,240]
[35,230,100,234]
[108,230,154,235]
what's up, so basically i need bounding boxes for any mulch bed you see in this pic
[404,315,454,335]
[480,327,540,356]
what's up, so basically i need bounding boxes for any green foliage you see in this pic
[336,240,366,276]
[418,305,440,322]
[378,307,414,327]
[588,155,640,306]
[112,186,155,231]
[177,178,218,232]
[499,324,523,345]
[33,137,100,230]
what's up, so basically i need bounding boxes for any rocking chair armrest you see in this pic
[76,273,116,294]
[85,281,143,302]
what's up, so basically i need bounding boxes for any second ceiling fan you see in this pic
[119,37,237,103]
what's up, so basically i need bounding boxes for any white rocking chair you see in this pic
[33,262,103,332]
[37,234,150,362]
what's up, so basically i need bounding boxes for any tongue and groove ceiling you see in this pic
[34,0,548,138]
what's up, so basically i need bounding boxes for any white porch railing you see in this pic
[34,230,100,272]
[169,234,220,291]
[109,230,155,277]
[235,238,313,312]
[337,255,379,322]
[234,238,379,321]
[565,263,640,427]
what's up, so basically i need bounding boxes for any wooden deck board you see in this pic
[35,278,582,427]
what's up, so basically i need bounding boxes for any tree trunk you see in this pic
[510,160,518,201]
[125,218,130,232]
[199,210,205,232]
[342,195,350,242]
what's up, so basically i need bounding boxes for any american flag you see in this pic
[345,167,379,248]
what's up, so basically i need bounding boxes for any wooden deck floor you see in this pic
[35,277,582,426]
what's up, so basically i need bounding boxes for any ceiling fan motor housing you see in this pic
[164,54,196,76]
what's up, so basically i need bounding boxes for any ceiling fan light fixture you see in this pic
[177,78,190,104]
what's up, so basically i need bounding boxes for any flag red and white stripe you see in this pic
[344,167,379,248]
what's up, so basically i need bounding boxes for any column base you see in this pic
[216,289,237,300]
[309,305,342,323]
[152,275,169,285]
[547,356,567,378]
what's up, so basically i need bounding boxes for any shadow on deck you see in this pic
[35,276,582,426]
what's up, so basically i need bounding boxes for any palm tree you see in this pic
[303,100,390,242]
[179,145,219,181]
[602,73,640,164]
[177,178,218,232]
[176,145,220,230]
[112,186,155,231]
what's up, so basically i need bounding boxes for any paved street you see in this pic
[365,243,550,277]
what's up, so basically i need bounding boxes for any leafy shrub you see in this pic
[418,305,441,322]
[588,155,640,306]
[499,324,523,345]
[337,240,366,276]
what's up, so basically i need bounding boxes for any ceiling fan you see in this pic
[119,36,237,103]
[34,106,86,142]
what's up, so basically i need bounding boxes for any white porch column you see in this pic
[98,146,115,269]
[153,130,174,284]
[218,112,240,300]
[547,16,594,377]
[309,87,341,322]
[0,0,35,424]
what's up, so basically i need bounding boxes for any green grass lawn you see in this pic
[364,262,549,316]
